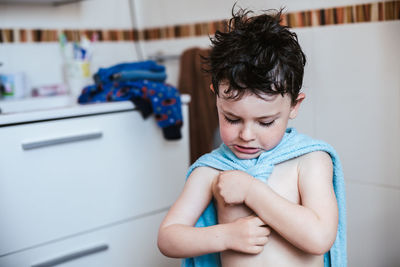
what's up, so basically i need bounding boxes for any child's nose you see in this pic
[239,125,255,141]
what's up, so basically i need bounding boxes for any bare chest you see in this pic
[261,158,323,267]
[266,158,301,204]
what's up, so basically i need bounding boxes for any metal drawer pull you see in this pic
[31,243,109,267]
[22,131,103,150]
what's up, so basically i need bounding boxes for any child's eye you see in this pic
[224,116,240,124]
[259,120,275,127]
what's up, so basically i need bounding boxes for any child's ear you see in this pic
[289,92,305,119]
[210,84,215,93]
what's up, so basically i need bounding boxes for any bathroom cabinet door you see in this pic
[0,105,189,256]
[0,211,180,267]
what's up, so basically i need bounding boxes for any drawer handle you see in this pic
[31,243,109,267]
[21,131,103,150]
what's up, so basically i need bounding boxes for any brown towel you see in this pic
[178,47,219,164]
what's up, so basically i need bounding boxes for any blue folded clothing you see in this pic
[183,128,347,267]
[94,60,166,85]
[79,60,182,140]
[112,70,167,82]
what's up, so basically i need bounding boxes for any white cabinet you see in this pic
[0,211,179,267]
[0,100,189,266]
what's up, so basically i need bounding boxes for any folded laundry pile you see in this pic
[78,60,183,140]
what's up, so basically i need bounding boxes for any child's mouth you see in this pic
[233,145,261,154]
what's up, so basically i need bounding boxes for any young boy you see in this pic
[158,7,346,267]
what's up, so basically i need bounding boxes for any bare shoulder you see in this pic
[299,151,333,171]
[187,166,220,185]
[298,151,333,182]
[190,166,220,176]
[189,166,220,178]
[161,166,221,227]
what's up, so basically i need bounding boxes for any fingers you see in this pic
[247,245,264,254]
[254,236,269,246]
[246,231,269,255]
[228,215,272,255]
[256,227,270,239]
[239,215,271,233]
[245,237,269,254]
[246,216,271,238]
[247,215,265,225]
[247,216,271,232]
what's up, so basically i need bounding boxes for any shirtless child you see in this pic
[158,7,343,267]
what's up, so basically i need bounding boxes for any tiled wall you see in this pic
[1,0,399,43]
[288,19,400,266]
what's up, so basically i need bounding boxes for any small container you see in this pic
[63,60,92,98]
[0,72,27,99]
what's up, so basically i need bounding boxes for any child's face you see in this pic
[216,85,304,159]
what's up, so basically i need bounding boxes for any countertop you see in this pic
[0,94,190,126]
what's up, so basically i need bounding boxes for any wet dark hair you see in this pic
[204,7,306,104]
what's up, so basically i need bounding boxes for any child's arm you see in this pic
[214,151,338,255]
[157,166,270,258]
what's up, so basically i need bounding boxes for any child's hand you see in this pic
[213,170,254,205]
[225,215,270,254]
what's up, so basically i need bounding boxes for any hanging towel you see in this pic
[178,47,219,163]
[182,127,346,267]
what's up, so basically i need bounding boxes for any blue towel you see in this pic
[113,70,167,82]
[182,127,346,267]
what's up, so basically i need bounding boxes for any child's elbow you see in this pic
[306,243,332,256]
[157,227,179,258]
[304,232,336,255]
[157,232,170,257]
[157,242,171,257]
[157,236,167,256]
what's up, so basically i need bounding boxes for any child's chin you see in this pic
[234,151,261,160]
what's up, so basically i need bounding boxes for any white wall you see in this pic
[135,0,386,28]
[134,1,400,266]
[298,22,400,267]
[0,0,141,88]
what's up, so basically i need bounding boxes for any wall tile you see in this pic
[311,21,400,187]
[347,181,400,267]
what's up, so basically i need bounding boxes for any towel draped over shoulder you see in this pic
[182,128,347,267]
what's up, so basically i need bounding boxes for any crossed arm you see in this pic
[157,151,338,258]
[157,166,234,258]
[158,166,269,258]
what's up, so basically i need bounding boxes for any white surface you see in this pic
[0,0,132,28]
[0,94,191,125]
[134,0,387,28]
[347,181,400,267]
[0,42,141,89]
[0,211,180,267]
[310,21,400,188]
[296,21,400,266]
[0,0,83,4]
[0,0,140,88]
[0,102,190,259]
[0,100,133,125]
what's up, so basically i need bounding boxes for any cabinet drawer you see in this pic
[0,211,180,267]
[0,107,189,256]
